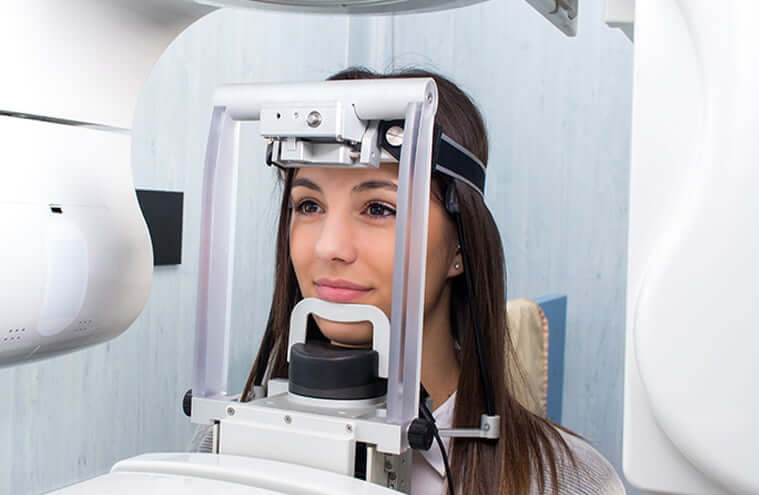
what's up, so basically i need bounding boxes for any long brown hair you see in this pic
[242,67,575,494]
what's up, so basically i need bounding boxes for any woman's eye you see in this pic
[364,202,396,218]
[294,199,323,215]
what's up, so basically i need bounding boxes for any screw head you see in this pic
[226,406,235,416]
[306,111,322,128]
[345,424,353,433]
[284,415,292,424]
[385,126,404,147]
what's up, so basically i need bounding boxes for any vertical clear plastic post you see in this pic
[193,106,239,398]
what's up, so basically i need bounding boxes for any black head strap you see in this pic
[378,120,486,197]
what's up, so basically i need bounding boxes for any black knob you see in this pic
[183,389,193,417]
[408,418,434,451]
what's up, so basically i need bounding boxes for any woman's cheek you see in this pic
[361,234,394,315]
[289,225,315,293]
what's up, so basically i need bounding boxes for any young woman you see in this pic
[237,68,625,494]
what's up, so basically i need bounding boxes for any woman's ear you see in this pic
[447,245,463,278]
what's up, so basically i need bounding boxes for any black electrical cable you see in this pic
[432,421,455,495]
[444,183,496,417]
[420,389,455,495]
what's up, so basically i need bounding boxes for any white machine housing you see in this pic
[623,0,759,493]
[197,0,486,15]
[201,0,578,35]
[0,117,153,367]
[50,453,400,494]
[0,0,212,368]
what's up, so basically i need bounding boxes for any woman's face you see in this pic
[289,163,461,346]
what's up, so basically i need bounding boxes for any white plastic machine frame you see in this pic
[190,78,438,492]
[623,1,759,493]
[0,117,153,368]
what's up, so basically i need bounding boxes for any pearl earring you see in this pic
[454,262,461,270]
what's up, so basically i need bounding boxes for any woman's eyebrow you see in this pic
[352,180,398,193]
[292,177,322,193]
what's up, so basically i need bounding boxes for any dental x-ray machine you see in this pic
[2,0,758,493]
[41,70,496,495]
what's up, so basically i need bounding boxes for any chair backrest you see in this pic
[507,295,567,424]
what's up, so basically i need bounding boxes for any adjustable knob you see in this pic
[183,389,192,417]
[408,418,434,451]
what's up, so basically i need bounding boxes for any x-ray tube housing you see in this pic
[0,116,153,368]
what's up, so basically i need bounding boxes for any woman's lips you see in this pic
[314,279,372,303]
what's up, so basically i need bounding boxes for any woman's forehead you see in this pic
[293,162,399,187]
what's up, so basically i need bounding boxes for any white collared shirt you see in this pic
[411,391,457,495]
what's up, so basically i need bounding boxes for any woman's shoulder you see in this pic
[533,427,627,495]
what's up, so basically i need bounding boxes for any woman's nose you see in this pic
[314,212,357,264]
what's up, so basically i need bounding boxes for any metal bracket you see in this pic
[438,414,500,440]
[524,0,578,36]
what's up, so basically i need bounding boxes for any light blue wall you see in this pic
[0,2,636,493]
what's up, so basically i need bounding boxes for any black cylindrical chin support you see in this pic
[288,341,387,400]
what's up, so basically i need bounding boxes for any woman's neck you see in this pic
[421,286,461,411]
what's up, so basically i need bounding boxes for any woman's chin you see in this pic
[315,317,373,348]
